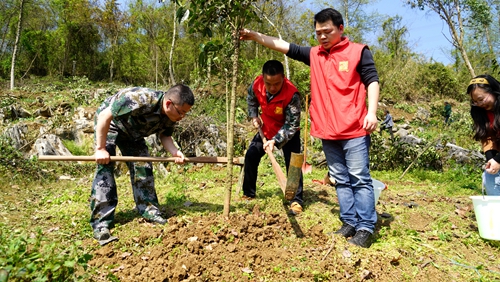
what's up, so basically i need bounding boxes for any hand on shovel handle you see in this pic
[257,126,302,201]
[257,126,287,193]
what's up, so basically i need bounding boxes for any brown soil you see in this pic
[83,180,498,282]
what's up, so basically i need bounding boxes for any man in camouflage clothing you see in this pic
[242,60,304,215]
[91,84,195,243]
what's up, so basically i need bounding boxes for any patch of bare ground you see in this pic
[83,180,500,281]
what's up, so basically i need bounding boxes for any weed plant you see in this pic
[0,226,92,281]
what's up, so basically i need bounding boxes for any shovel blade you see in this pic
[285,152,303,200]
[301,162,312,174]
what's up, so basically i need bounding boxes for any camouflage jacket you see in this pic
[97,87,176,140]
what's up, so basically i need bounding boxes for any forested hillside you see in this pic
[1,0,499,101]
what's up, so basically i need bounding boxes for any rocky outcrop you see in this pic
[0,101,485,171]
[1,105,247,164]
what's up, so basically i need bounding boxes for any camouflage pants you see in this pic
[89,129,161,231]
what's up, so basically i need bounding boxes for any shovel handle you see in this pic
[257,126,287,193]
[37,155,245,166]
[304,94,308,160]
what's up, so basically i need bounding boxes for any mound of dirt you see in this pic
[88,209,333,281]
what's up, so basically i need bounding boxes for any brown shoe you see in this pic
[241,195,255,201]
[288,202,303,215]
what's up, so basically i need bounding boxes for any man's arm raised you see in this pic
[239,29,290,54]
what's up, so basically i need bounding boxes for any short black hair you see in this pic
[262,60,284,76]
[165,84,195,106]
[314,8,344,28]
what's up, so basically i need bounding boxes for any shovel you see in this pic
[302,94,312,174]
[258,126,302,200]
[38,155,245,166]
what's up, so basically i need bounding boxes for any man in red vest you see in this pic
[239,8,380,248]
[242,60,304,215]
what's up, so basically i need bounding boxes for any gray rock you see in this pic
[4,124,28,150]
[32,134,73,156]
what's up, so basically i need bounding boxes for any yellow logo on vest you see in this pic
[274,107,283,115]
[339,61,349,72]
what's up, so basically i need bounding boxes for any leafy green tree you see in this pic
[99,0,125,82]
[406,0,496,77]
[185,0,259,216]
[378,16,408,59]
[467,0,499,74]
[49,0,101,78]
[314,0,382,43]
[0,0,17,78]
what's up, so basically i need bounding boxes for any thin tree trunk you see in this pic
[110,57,114,82]
[207,56,211,84]
[223,31,240,218]
[226,67,229,132]
[433,0,475,77]
[169,3,177,85]
[483,26,495,59]
[109,36,117,83]
[10,0,25,90]
[21,53,37,80]
[153,44,158,89]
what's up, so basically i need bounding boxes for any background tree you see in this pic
[313,0,382,43]
[406,0,495,78]
[10,0,25,90]
[186,0,260,217]
[1,0,16,78]
[467,0,499,75]
[49,0,101,78]
[99,0,125,83]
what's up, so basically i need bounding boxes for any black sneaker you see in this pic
[147,214,167,225]
[348,230,373,248]
[93,227,111,241]
[334,224,356,238]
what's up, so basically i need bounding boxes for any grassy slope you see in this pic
[2,161,500,281]
[1,81,499,280]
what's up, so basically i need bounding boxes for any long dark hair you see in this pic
[468,74,500,141]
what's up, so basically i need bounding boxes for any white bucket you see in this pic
[372,179,387,204]
[470,196,500,240]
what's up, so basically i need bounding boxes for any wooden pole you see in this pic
[257,126,288,195]
[37,155,245,166]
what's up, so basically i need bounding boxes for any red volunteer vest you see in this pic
[309,37,368,140]
[253,75,297,139]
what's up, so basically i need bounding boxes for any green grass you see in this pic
[2,151,499,281]
[0,80,497,281]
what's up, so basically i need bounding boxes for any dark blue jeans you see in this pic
[322,135,377,233]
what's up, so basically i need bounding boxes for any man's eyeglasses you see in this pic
[168,99,187,117]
